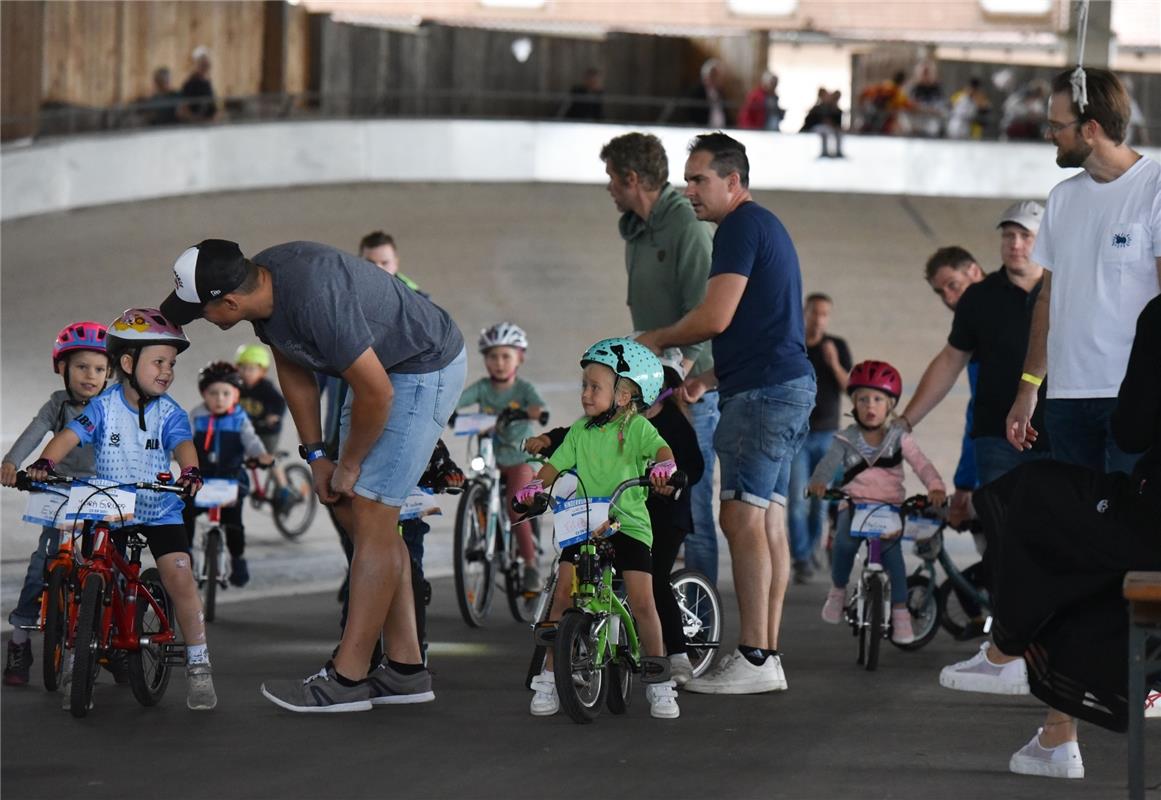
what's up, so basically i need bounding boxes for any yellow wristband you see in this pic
[1020,372,1044,388]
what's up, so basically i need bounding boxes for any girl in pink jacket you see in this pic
[808,360,946,644]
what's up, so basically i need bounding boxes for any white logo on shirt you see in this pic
[1095,498,1109,513]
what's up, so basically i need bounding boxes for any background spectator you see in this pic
[562,67,604,121]
[738,71,784,131]
[858,71,910,135]
[947,77,992,140]
[908,60,948,138]
[686,58,728,128]
[139,67,181,126]
[178,46,219,123]
[999,79,1048,141]
[802,89,844,158]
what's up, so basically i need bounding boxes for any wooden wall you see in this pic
[1,1,45,140]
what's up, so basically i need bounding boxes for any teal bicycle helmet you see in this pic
[580,337,665,406]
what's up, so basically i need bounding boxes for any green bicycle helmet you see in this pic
[235,343,271,369]
[580,337,664,406]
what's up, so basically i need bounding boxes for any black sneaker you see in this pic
[3,640,32,687]
[260,663,372,713]
[366,662,435,706]
[229,557,250,587]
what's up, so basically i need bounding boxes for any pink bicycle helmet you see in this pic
[52,321,108,370]
[847,360,903,400]
[105,308,190,358]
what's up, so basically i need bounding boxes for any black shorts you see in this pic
[113,524,189,560]
[561,532,652,574]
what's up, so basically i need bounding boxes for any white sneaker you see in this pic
[890,608,915,645]
[186,663,218,711]
[1009,728,1084,779]
[669,653,694,686]
[646,680,680,719]
[821,587,846,624]
[529,671,559,716]
[684,650,787,695]
[1146,691,1161,719]
[939,642,1029,695]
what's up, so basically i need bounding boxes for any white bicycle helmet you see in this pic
[478,322,528,353]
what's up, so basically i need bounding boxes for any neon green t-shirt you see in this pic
[457,377,547,467]
[547,413,668,547]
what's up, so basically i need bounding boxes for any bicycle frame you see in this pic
[566,539,642,671]
[192,505,230,587]
[463,430,516,573]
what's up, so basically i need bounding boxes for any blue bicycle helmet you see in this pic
[580,337,664,406]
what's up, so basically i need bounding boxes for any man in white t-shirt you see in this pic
[1007,67,1161,473]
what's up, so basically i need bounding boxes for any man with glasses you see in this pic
[1006,68,1160,476]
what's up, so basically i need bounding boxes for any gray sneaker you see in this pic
[261,664,372,713]
[366,662,435,706]
[186,663,218,711]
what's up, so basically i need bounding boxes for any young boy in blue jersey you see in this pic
[183,361,274,587]
[26,308,218,711]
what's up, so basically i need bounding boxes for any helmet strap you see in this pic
[125,350,158,431]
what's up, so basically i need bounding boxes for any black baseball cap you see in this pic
[160,239,248,325]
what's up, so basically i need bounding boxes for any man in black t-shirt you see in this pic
[178,47,218,123]
[787,293,852,582]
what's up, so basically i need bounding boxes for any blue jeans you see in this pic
[973,436,1052,486]
[715,374,815,509]
[830,508,907,605]
[1044,398,1139,474]
[684,391,720,584]
[8,527,58,627]
[787,429,836,564]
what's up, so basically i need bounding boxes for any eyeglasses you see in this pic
[1046,118,1081,134]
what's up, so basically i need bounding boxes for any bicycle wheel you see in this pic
[453,481,495,627]
[864,577,884,672]
[201,528,221,624]
[892,574,942,652]
[605,618,633,715]
[70,572,105,718]
[504,534,538,623]
[938,577,989,641]
[553,610,605,724]
[42,564,70,691]
[273,465,318,540]
[127,568,174,707]
[670,569,722,679]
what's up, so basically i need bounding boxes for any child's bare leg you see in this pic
[622,570,664,658]
[156,552,208,650]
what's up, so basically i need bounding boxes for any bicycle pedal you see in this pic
[533,622,557,646]
[161,643,187,666]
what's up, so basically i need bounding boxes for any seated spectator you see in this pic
[1000,79,1048,141]
[738,71,784,131]
[908,61,948,138]
[178,46,219,123]
[139,67,181,126]
[946,77,992,140]
[562,67,604,121]
[858,71,911,135]
[802,89,844,158]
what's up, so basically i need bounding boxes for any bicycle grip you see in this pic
[666,471,688,490]
[511,492,551,517]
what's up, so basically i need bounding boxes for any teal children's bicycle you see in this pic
[516,470,687,724]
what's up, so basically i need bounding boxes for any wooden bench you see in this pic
[1125,571,1161,800]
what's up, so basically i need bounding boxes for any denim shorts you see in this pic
[714,373,815,509]
[340,347,466,507]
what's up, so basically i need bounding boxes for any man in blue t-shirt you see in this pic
[638,133,815,695]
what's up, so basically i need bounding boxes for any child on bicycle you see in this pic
[517,337,680,719]
[25,308,217,711]
[1,321,110,686]
[807,360,946,645]
[235,343,291,504]
[183,361,274,588]
[456,322,548,591]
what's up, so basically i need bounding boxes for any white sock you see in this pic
[11,628,30,645]
[187,644,210,665]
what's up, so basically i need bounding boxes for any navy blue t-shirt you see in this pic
[709,202,811,396]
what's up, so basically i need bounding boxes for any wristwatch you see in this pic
[299,442,328,464]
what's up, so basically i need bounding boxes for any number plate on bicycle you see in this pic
[850,502,901,538]
[452,413,496,436]
[400,487,441,521]
[65,479,136,522]
[552,496,611,549]
[903,514,941,541]
[195,479,240,508]
[22,486,70,527]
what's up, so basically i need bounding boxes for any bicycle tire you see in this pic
[504,543,538,624]
[605,619,633,715]
[453,481,495,627]
[865,577,884,672]
[127,568,173,706]
[202,528,221,624]
[938,577,989,641]
[273,465,318,540]
[669,569,722,679]
[70,572,104,718]
[892,574,941,651]
[42,564,69,691]
[553,610,605,724]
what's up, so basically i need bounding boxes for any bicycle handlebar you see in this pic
[807,488,944,516]
[14,470,188,496]
[511,470,687,518]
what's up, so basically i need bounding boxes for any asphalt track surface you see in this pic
[2,575,1158,799]
[3,182,1159,798]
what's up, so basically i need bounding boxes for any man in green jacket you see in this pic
[600,132,721,584]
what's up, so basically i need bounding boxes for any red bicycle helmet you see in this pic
[847,360,903,400]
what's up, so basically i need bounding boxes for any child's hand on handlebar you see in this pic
[1,462,17,487]
[928,489,947,507]
[26,458,57,483]
[648,459,677,493]
[177,466,204,497]
[523,435,551,455]
[258,452,275,466]
[514,479,544,506]
[806,481,828,499]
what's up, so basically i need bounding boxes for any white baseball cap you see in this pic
[996,200,1044,233]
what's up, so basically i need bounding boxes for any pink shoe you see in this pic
[891,608,915,644]
[821,587,846,624]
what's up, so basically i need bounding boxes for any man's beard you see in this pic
[1056,139,1092,168]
